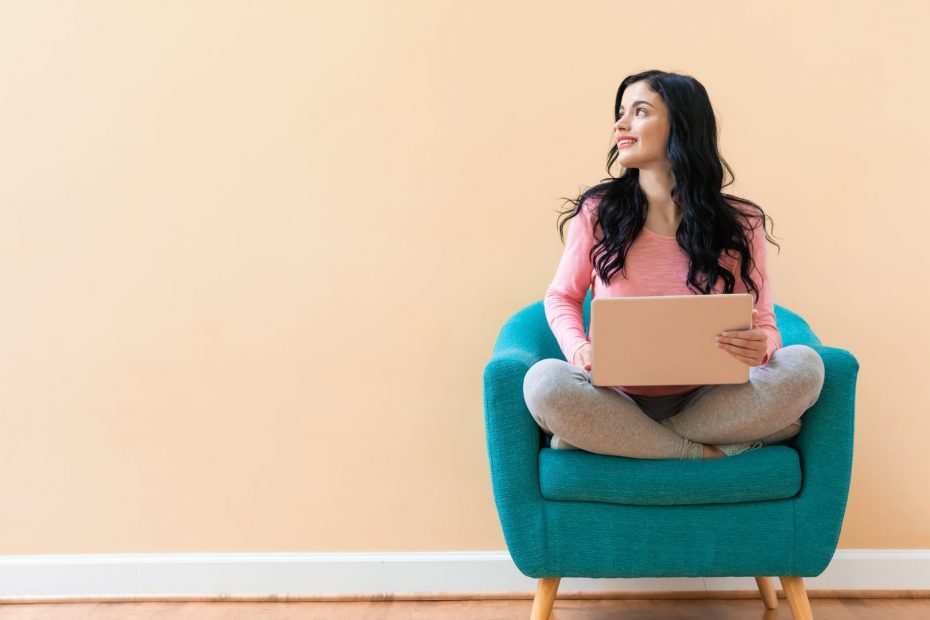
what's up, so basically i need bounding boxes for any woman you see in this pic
[522,70,825,461]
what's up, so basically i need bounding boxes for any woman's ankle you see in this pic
[702,444,725,459]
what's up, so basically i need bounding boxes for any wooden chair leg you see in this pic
[530,577,560,620]
[755,576,779,609]
[779,575,814,620]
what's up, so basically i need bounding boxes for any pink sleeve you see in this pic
[544,197,598,364]
[745,213,781,366]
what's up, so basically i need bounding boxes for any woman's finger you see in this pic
[719,341,759,353]
[726,348,757,365]
[721,341,759,359]
[719,330,765,343]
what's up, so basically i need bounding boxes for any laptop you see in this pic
[590,293,754,387]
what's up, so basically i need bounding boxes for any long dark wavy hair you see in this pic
[556,69,780,303]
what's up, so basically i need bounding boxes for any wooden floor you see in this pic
[0,599,928,619]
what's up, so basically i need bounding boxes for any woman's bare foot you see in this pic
[702,444,726,460]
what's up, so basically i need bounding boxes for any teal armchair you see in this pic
[482,290,859,620]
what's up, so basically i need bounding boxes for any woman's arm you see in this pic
[745,212,781,365]
[543,196,600,362]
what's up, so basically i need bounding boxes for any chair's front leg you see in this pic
[755,576,778,609]
[530,577,560,620]
[779,576,814,620]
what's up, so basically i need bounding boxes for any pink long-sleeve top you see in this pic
[544,194,782,398]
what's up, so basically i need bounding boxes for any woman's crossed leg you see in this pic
[522,344,825,459]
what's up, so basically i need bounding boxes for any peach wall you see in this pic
[0,0,927,554]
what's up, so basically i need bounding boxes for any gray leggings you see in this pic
[522,344,826,460]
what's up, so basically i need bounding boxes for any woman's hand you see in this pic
[573,343,592,371]
[716,308,768,367]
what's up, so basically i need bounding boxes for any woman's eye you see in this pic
[619,108,646,118]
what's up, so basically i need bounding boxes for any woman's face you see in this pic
[613,81,670,169]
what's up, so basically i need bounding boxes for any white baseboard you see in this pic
[1,550,928,601]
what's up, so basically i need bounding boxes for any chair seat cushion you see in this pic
[539,445,801,506]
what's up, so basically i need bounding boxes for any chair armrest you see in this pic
[775,304,823,349]
[792,344,860,576]
[483,353,549,576]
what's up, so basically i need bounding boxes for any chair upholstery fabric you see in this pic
[539,445,801,506]
[483,290,858,579]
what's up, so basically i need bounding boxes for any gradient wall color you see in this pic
[1,1,927,555]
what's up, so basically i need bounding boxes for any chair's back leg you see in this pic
[755,576,779,609]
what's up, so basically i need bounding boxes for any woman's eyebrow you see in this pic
[618,100,655,110]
